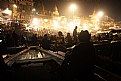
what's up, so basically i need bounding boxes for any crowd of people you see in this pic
[0,25,117,81]
[0,26,87,51]
[0,26,115,50]
[0,26,97,81]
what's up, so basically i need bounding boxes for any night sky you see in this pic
[34,0,121,21]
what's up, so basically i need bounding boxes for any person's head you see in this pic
[58,31,63,36]
[35,34,37,36]
[67,33,70,36]
[44,34,48,37]
[78,30,91,42]
[75,26,77,29]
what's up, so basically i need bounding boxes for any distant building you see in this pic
[9,0,34,21]
[53,5,59,19]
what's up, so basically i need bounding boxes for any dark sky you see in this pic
[34,0,121,21]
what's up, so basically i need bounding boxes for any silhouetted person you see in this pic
[65,33,73,48]
[57,31,65,45]
[41,34,51,50]
[97,34,101,43]
[57,31,65,51]
[61,30,96,81]
[20,35,26,46]
[31,34,38,46]
[73,26,78,45]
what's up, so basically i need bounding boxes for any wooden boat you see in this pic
[2,46,121,81]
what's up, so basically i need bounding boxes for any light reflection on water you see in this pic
[18,50,50,60]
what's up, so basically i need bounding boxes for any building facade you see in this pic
[9,0,34,21]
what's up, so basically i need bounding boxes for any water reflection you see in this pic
[17,50,50,60]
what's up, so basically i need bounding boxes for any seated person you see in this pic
[61,30,96,81]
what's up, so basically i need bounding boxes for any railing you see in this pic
[94,65,121,81]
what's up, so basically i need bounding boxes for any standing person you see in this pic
[73,26,78,45]
[61,30,96,81]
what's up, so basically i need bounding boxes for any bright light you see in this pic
[94,25,99,31]
[70,4,77,11]
[83,24,88,30]
[89,24,93,27]
[32,18,40,26]
[74,19,80,26]
[32,8,36,12]
[3,8,12,16]
[44,19,48,22]
[95,18,100,22]
[0,40,2,42]
[26,26,32,31]
[33,26,39,31]
[24,24,28,27]
[97,11,104,17]
[13,4,17,8]
[70,4,77,20]
[67,22,75,33]
[53,20,59,28]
